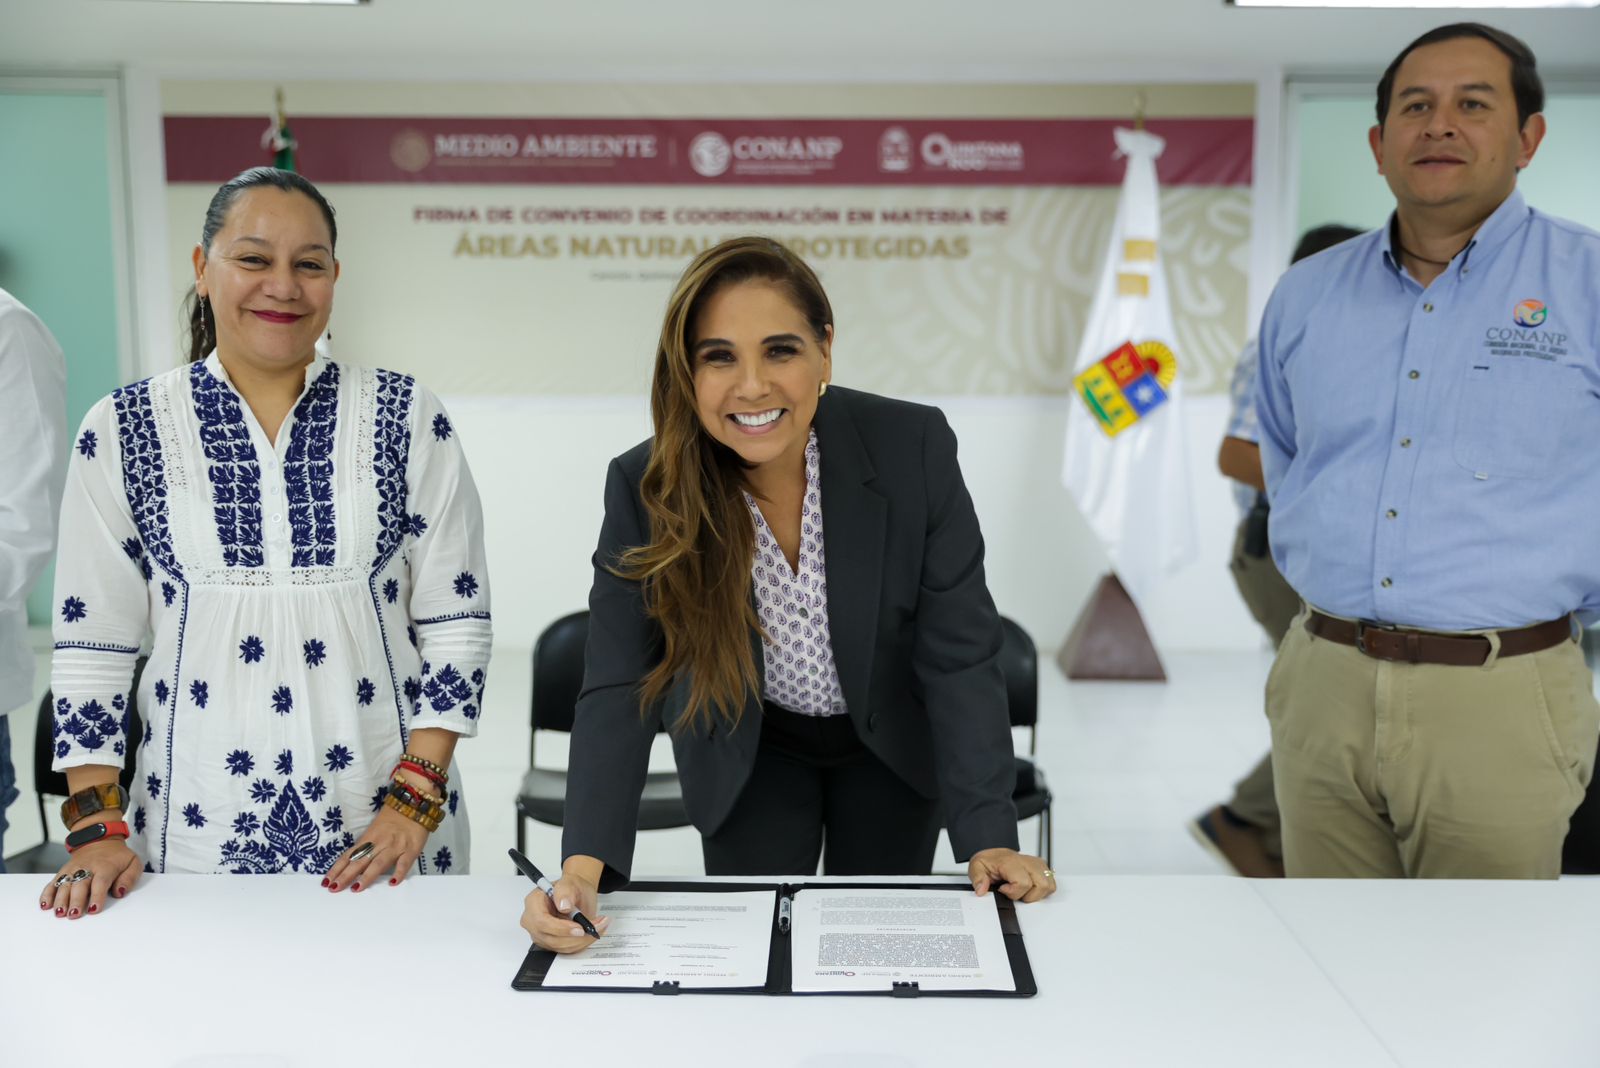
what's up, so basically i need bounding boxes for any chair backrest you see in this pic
[997,615,1039,732]
[34,656,147,797]
[530,610,592,737]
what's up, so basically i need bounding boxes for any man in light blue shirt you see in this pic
[1255,22,1600,878]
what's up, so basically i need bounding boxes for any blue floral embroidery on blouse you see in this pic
[113,378,181,580]
[402,677,422,713]
[369,784,389,813]
[321,806,343,833]
[61,596,86,623]
[302,776,327,803]
[274,749,294,776]
[218,780,350,874]
[422,663,473,713]
[146,773,162,799]
[407,625,418,649]
[406,513,428,538]
[55,739,69,759]
[114,740,125,756]
[371,370,415,567]
[154,679,168,706]
[432,846,452,873]
[190,362,265,568]
[182,802,206,828]
[161,582,176,607]
[239,635,265,663]
[431,413,452,441]
[325,744,353,772]
[383,578,400,604]
[189,679,209,708]
[302,638,326,668]
[133,806,146,834]
[77,429,97,458]
[356,678,375,706]
[447,790,459,817]
[284,361,340,568]
[226,749,255,776]
[271,686,294,715]
[233,812,260,836]
[452,571,479,599]
[143,719,153,746]
[249,778,278,804]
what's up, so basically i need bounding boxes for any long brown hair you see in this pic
[617,236,833,733]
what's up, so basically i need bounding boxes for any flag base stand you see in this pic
[1056,573,1167,681]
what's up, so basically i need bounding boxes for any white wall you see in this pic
[448,389,1263,657]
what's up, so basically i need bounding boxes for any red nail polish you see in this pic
[116,887,126,898]
[54,907,64,916]
[328,882,338,891]
[69,908,79,917]
[321,878,329,887]
[352,882,362,892]
[88,904,98,914]
[40,900,49,910]
[388,878,397,886]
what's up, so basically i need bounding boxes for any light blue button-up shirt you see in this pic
[1256,189,1600,630]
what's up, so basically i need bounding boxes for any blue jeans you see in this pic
[0,715,17,874]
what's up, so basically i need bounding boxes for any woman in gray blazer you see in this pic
[522,237,1055,952]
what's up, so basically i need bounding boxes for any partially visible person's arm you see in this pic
[0,296,67,613]
[1217,437,1265,492]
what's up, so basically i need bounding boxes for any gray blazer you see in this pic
[562,386,1019,890]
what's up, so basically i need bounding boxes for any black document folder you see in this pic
[512,880,1037,997]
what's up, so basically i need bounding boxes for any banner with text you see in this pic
[164,87,1255,396]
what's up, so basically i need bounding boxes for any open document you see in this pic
[789,888,1017,993]
[539,889,775,990]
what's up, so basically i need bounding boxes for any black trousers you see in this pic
[701,702,942,877]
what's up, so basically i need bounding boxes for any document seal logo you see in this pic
[390,129,432,174]
[689,132,732,177]
[1513,299,1547,328]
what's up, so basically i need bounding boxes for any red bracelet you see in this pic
[396,760,446,787]
[65,820,130,853]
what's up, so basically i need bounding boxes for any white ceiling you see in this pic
[3,0,1598,83]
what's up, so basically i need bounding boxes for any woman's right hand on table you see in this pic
[39,839,143,918]
[520,861,608,953]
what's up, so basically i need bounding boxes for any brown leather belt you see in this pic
[1304,610,1573,667]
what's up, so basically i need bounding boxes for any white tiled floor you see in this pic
[4,641,1276,879]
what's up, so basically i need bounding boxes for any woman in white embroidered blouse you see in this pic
[39,168,491,918]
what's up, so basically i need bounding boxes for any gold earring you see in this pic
[818,382,828,397]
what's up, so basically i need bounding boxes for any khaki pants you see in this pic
[1267,610,1600,878]
[1225,517,1303,859]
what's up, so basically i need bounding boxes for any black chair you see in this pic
[5,658,145,875]
[514,611,690,855]
[999,616,1053,867]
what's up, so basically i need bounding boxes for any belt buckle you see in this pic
[1355,619,1396,657]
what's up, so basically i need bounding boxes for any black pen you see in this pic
[508,847,601,940]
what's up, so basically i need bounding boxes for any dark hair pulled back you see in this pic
[185,167,337,362]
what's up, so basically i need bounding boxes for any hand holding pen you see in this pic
[513,848,609,952]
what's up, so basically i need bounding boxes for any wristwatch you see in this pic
[60,783,130,829]
[64,820,131,853]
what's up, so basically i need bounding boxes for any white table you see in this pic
[2,874,1593,1067]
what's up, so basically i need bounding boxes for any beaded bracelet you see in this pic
[395,770,451,805]
[397,760,446,788]
[398,753,448,782]
[383,791,443,833]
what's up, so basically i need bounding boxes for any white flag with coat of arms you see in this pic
[1061,127,1196,614]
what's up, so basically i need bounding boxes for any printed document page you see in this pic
[540,890,775,989]
[789,889,1016,993]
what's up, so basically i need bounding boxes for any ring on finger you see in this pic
[66,869,92,884]
[348,842,376,863]
[1042,869,1055,880]
[52,873,72,888]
